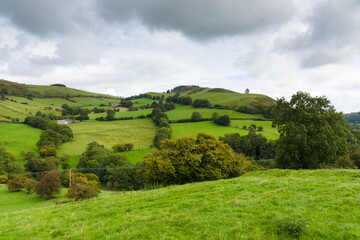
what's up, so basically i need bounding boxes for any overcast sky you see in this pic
[0,0,359,112]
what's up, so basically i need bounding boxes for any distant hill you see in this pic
[0,79,121,122]
[0,79,116,98]
[344,112,360,124]
[146,85,275,108]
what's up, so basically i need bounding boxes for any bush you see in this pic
[36,171,62,200]
[191,112,202,122]
[39,145,57,157]
[140,132,255,185]
[24,178,38,194]
[66,177,99,201]
[7,175,25,191]
[0,175,8,184]
[258,126,264,131]
[214,115,231,126]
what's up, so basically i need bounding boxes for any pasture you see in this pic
[0,123,41,158]
[170,120,278,140]
[166,105,263,120]
[58,119,156,156]
[1,169,359,239]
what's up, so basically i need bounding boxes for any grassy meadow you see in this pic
[58,119,156,156]
[0,123,42,157]
[166,105,263,120]
[188,88,275,107]
[171,120,278,140]
[1,169,359,239]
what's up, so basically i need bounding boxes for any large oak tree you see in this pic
[273,92,354,169]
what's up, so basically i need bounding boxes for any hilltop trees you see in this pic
[273,92,353,169]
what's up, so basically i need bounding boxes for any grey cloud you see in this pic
[98,0,294,40]
[278,0,360,68]
[0,0,93,37]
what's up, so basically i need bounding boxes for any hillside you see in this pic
[0,79,121,122]
[1,169,359,239]
[146,86,275,108]
[0,79,116,98]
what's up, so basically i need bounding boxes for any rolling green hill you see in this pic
[1,169,359,239]
[146,86,275,108]
[0,79,116,98]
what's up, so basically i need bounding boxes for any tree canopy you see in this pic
[139,132,255,185]
[272,92,354,169]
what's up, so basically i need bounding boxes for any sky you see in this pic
[0,0,359,113]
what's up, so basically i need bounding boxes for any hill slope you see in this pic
[147,86,275,108]
[0,79,115,98]
[1,169,359,239]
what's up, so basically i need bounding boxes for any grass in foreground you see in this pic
[1,169,360,239]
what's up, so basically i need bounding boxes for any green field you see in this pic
[122,148,153,164]
[58,119,156,156]
[132,98,158,108]
[189,88,275,107]
[0,123,42,157]
[1,169,360,239]
[0,185,114,214]
[89,108,153,120]
[171,120,278,140]
[166,105,263,120]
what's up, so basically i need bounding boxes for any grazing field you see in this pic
[189,88,275,107]
[166,105,263,120]
[58,119,156,156]
[132,98,158,107]
[122,148,153,164]
[89,109,153,120]
[1,169,360,239]
[171,120,278,140]
[0,123,42,157]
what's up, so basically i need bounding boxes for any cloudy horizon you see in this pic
[0,0,359,113]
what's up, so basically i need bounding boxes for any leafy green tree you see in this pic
[191,112,202,122]
[24,178,38,194]
[214,115,231,126]
[36,129,62,149]
[273,92,354,169]
[66,176,99,201]
[0,146,23,176]
[59,155,71,170]
[106,109,116,121]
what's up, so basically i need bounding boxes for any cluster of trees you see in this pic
[344,112,360,125]
[92,107,106,113]
[235,105,275,119]
[139,133,256,185]
[61,104,89,120]
[7,170,100,201]
[24,112,73,157]
[0,145,23,182]
[77,142,143,190]
[112,143,134,152]
[212,113,231,126]
[220,127,275,161]
[193,99,211,108]
[150,109,172,148]
[119,99,134,108]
